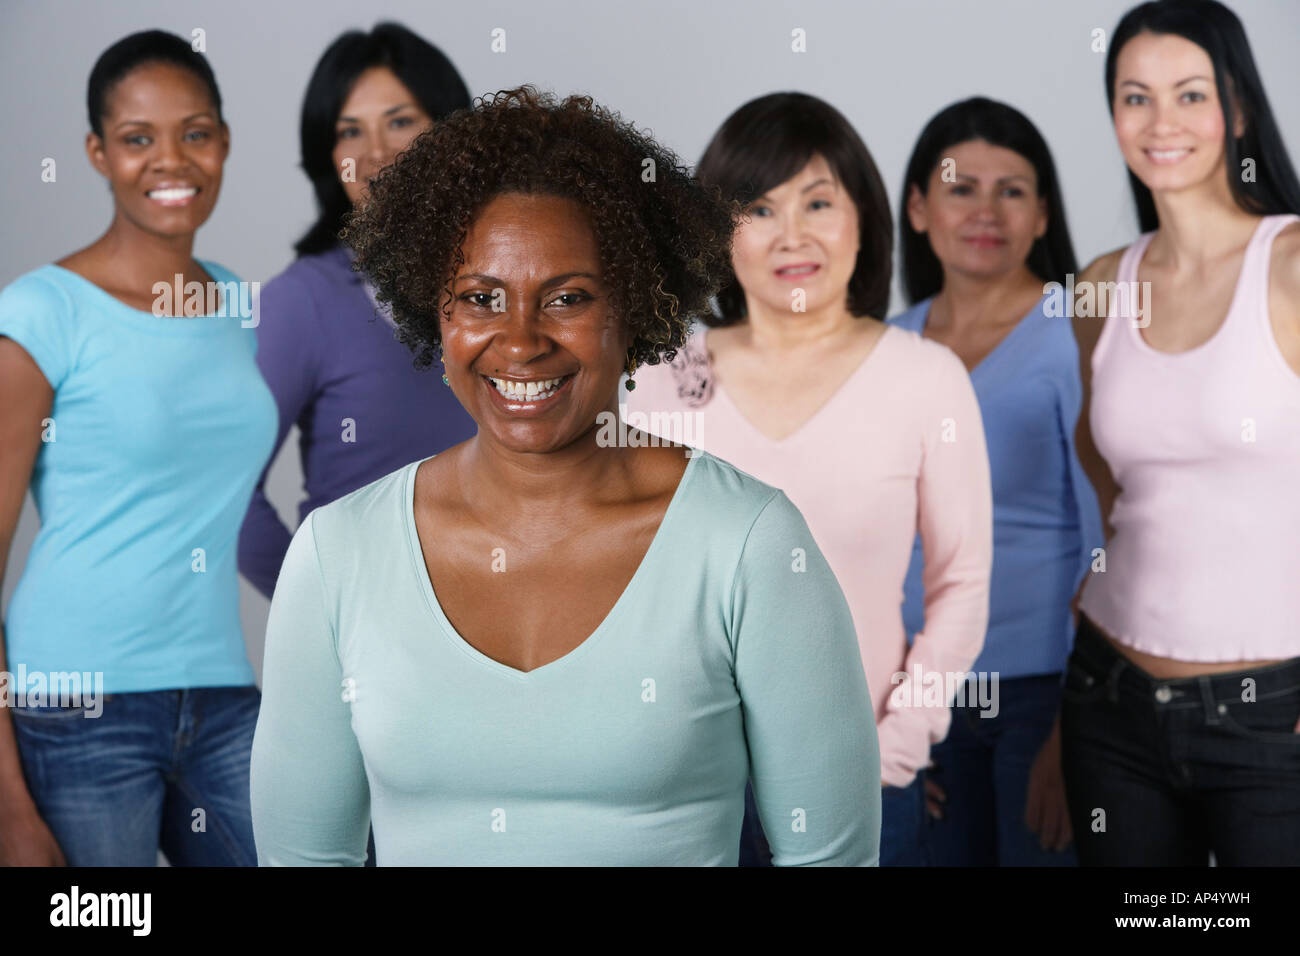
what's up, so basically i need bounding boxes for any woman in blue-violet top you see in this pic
[249,85,882,866]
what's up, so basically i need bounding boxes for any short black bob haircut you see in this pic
[1105,0,1300,231]
[294,22,471,256]
[899,96,1078,305]
[87,30,223,139]
[342,85,737,374]
[695,92,893,324]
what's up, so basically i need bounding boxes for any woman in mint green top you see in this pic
[0,31,275,866]
[249,86,881,866]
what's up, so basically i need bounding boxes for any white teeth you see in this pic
[148,187,197,200]
[487,376,567,401]
[1147,149,1190,162]
[778,265,816,275]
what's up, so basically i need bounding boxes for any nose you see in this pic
[494,299,551,365]
[151,133,186,172]
[776,209,808,249]
[1149,97,1183,136]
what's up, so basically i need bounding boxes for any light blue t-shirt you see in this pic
[888,295,1105,679]
[250,451,882,865]
[0,262,277,694]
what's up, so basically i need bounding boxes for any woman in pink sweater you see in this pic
[625,92,993,865]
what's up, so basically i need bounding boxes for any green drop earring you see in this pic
[624,355,638,391]
[440,348,449,387]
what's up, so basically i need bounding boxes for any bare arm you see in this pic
[1071,251,1125,544]
[0,336,66,864]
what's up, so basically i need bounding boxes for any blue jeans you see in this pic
[1061,614,1300,866]
[12,685,260,866]
[880,769,930,865]
[926,673,1077,866]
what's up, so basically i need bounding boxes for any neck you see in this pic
[91,212,198,283]
[740,293,861,355]
[456,408,633,524]
[931,265,1042,331]
[1147,169,1260,268]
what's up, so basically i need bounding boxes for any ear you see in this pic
[85,131,109,180]
[905,183,928,234]
[1035,196,1049,240]
[218,121,231,160]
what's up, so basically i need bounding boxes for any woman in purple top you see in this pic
[239,23,477,600]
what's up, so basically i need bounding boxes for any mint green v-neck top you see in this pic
[249,450,881,866]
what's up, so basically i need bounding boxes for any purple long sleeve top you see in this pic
[238,244,477,599]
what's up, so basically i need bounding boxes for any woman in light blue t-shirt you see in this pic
[0,31,275,865]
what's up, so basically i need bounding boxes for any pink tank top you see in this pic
[1079,214,1300,662]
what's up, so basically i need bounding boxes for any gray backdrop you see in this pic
[4,0,1299,680]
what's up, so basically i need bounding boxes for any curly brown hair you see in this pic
[342,85,738,372]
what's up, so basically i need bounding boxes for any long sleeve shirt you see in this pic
[250,451,881,865]
[624,324,993,787]
[237,245,477,599]
[889,295,1105,678]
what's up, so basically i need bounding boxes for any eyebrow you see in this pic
[337,103,414,123]
[111,112,215,132]
[754,177,835,203]
[455,271,602,287]
[953,173,1034,184]
[1119,76,1213,89]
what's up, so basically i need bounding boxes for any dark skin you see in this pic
[57,61,229,309]
[413,193,689,673]
[0,61,229,865]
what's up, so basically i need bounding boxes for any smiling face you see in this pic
[1112,31,1241,196]
[88,61,228,238]
[333,67,433,206]
[907,139,1047,282]
[729,153,860,318]
[442,192,627,454]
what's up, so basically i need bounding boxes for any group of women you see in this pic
[0,0,1297,867]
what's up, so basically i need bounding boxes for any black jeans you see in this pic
[1061,613,1300,866]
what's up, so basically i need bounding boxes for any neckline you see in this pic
[1124,216,1268,360]
[703,323,894,446]
[403,449,703,681]
[915,293,1041,380]
[46,261,243,333]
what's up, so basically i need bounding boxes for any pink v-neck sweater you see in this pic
[625,324,993,786]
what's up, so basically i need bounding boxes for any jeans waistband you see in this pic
[1073,613,1300,707]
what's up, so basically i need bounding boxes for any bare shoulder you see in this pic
[1270,219,1300,298]
[1079,247,1124,287]
[1072,247,1126,356]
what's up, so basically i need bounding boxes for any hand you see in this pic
[924,775,947,820]
[0,805,67,866]
[1024,725,1073,852]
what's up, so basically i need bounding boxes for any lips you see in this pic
[774,263,820,279]
[481,373,575,412]
[963,235,1007,247]
[1144,148,1193,165]
[146,185,200,207]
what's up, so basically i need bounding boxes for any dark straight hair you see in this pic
[87,30,223,138]
[1105,0,1300,231]
[899,97,1077,305]
[294,22,471,256]
[696,92,893,324]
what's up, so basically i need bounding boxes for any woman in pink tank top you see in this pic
[1062,0,1300,866]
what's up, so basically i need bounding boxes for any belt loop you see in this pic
[1105,658,1126,704]
[1198,676,1220,725]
